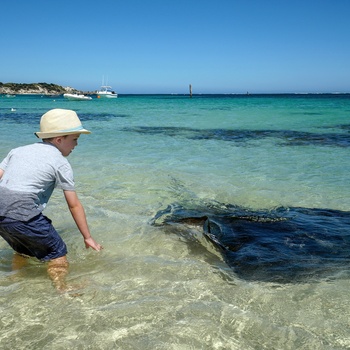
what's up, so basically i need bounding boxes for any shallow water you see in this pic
[0,94,350,349]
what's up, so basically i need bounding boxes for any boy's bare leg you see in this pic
[12,253,29,270]
[47,256,69,292]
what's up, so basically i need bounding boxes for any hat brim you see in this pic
[35,129,91,139]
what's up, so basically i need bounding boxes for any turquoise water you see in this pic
[0,94,350,349]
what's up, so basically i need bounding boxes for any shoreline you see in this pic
[1,82,350,97]
[2,92,350,98]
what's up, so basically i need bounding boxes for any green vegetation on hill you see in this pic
[0,82,72,94]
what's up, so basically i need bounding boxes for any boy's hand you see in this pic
[84,237,103,251]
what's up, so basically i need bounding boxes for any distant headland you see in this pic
[0,82,85,95]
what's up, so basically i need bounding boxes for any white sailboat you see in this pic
[96,76,118,98]
[96,85,118,98]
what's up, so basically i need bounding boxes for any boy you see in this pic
[0,108,103,291]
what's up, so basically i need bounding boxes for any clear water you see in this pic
[0,94,350,349]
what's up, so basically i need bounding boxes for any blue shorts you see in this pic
[0,214,67,261]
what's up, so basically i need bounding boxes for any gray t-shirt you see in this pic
[0,142,75,221]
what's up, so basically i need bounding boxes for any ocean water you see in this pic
[0,93,349,349]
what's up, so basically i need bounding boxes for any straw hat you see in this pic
[35,109,91,139]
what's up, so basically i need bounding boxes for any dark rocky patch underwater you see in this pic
[122,125,350,147]
[151,203,350,283]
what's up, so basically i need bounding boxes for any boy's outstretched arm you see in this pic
[63,190,103,251]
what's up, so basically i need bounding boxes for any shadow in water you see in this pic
[151,203,350,283]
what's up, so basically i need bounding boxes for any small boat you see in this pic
[96,85,118,99]
[63,93,92,101]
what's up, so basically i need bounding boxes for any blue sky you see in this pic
[1,0,349,94]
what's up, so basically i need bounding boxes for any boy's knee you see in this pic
[48,256,69,269]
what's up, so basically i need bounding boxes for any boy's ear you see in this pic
[52,136,62,145]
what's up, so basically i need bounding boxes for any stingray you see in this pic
[151,203,350,283]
